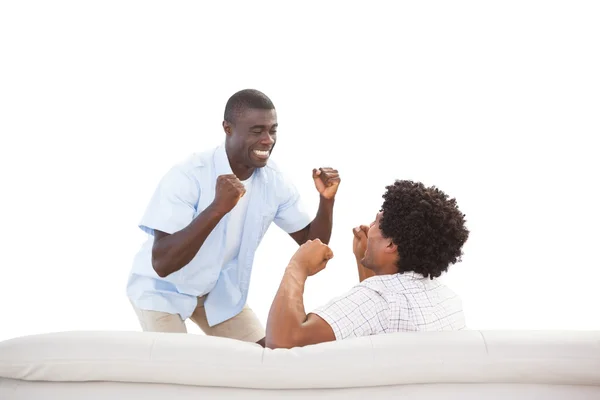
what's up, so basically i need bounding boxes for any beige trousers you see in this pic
[132,295,265,343]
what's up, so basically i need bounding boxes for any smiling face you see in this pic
[223,108,278,177]
[362,211,400,275]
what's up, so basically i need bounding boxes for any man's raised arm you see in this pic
[265,239,336,349]
[289,167,340,245]
[152,174,244,277]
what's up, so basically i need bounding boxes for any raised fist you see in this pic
[289,239,334,276]
[313,167,341,200]
[212,174,246,214]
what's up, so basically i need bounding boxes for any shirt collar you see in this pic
[399,271,426,280]
[214,142,233,177]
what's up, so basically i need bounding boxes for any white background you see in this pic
[1,1,598,342]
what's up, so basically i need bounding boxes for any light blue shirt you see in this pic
[126,142,312,326]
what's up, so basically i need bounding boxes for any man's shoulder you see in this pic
[153,146,219,193]
[360,273,462,308]
[358,274,398,292]
[169,146,218,176]
[341,279,389,304]
[357,274,417,301]
[180,146,217,169]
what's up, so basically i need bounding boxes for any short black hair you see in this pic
[379,180,469,279]
[224,89,275,123]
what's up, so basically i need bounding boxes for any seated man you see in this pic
[265,180,470,349]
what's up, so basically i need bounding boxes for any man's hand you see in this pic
[352,225,369,260]
[288,239,334,276]
[313,167,340,200]
[212,174,246,214]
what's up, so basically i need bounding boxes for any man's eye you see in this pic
[252,130,262,134]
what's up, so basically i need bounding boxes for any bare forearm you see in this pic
[306,196,334,244]
[152,204,225,277]
[266,264,308,349]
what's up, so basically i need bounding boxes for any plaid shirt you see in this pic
[312,272,465,340]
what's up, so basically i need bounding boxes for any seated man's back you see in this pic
[313,271,465,340]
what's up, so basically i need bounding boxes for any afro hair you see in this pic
[379,180,469,279]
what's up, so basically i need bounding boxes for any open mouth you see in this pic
[252,149,270,160]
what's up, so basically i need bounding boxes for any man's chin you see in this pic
[252,160,268,169]
[360,257,373,270]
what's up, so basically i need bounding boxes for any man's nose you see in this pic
[261,132,275,145]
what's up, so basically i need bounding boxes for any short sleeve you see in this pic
[138,165,200,236]
[273,179,312,234]
[311,285,390,340]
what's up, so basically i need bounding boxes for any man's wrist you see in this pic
[206,202,228,219]
[286,261,309,281]
[319,194,336,204]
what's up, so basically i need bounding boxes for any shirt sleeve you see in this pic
[273,179,313,234]
[311,285,390,340]
[138,165,200,236]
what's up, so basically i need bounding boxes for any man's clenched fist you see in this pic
[212,174,246,214]
[352,225,369,260]
[313,167,340,200]
[288,239,334,276]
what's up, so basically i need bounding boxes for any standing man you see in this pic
[126,89,340,346]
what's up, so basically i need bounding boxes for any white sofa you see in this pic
[0,330,599,399]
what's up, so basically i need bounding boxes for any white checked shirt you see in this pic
[312,272,466,340]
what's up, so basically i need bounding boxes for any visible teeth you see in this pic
[254,150,269,156]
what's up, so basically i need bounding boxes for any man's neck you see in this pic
[357,260,398,281]
[231,164,254,181]
[225,148,255,180]
[374,264,399,277]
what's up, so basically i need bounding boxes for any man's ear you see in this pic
[384,240,397,254]
[223,120,233,136]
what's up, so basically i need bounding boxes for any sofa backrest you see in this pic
[0,330,599,389]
